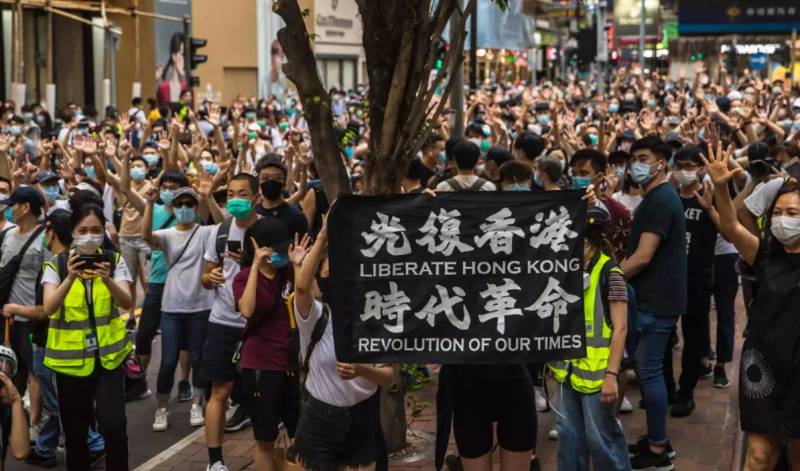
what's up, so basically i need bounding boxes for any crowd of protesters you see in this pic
[0,60,796,471]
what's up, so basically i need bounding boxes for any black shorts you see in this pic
[452,377,537,458]
[293,393,379,471]
[201,322,243,384]
[242,369,300,442]
[135,283,164,355]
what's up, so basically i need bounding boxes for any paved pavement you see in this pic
[10,293,747,471]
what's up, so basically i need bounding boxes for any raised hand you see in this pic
[695,180,715,210]
[288,233,312,266]
[250,237,273,269]
[207,104,221,127]
[700,141,742,187]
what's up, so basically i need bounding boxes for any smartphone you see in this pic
[77,253,107,271]
[784,159,800,179]
[226,240,241,253]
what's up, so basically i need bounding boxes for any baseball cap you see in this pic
[45,208,73,245]
[622,129,636,140]
[248,217,291,254]
[36,170,59,184]
[665,132,684,149]
[172,187,199,203]
[0,186,44,212]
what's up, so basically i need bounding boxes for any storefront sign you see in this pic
[315,0,361,45]
[679,1,800,34]
[614,0,659,39]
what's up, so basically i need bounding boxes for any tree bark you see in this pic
[273,0,350,203]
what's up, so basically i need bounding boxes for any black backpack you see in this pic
[0,225,45,307]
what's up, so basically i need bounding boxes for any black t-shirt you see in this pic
[627,182,687,316]
[255,202,308,238]
[681,194,717,290]
[418,159,436,189]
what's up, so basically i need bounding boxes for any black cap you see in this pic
[45,208,73,245]
[35,170,59,184]
[0,186,44,212]
[249,217,291,254]
[587,205,611,231]
[256,154,287,177]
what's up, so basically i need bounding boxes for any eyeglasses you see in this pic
[172,200,197,209]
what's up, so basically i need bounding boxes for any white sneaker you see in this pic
[534,386,550,412]
[225,403,239,421]
[152,408,169,432]
[190,404,205,427]
[207,461,229,471]
[548,428,558,441]
[620,395,633,414]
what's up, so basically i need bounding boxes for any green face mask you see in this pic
[226,198,253,219]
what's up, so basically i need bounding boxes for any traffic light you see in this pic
[187,37,207,88]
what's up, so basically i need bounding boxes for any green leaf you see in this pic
[492,0,509,11]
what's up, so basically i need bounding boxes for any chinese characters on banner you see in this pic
[327,191,588,364]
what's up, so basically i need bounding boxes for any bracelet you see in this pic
[605,371,618,377]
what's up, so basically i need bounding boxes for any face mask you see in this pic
[4,207,13,223]
[588,134,599,146]
[85,166,96,179]
[72,233,104,255]
[620,141,632,153]
[631,161,656,185]
[572,176,592,189]
[227,198,253,219]
[36,115,45,125]
[480,140,491,153]
[647,99,656,109]
[278,122,289,131]
[792,121,800,134]
[173,206,196,224]
[8,126,20,136]
[674,169,698,187]
[624,93,635,102]
[270,252,289,268]
[344,146,354,159]
[559,159,566,171]
[506,183,529,192]
[261,179,284,201]
[438,151,447,164]
[131,167,146,181]
[23,112,33,121]
[538,115,551,126]
[705,93,715,102]
[533,171,543,187]
[201,160,219,175]
[43,185,60,202]
[614,166,626,179]
[0,193,8,212]
[772,86,782,94]
[160,189,175,206]
[144,154,159,168]
[608,103,619,113]
[771,216,800,246]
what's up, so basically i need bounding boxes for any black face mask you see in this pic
[261,179,284,201]
[316,276,332,304]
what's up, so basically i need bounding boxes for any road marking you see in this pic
[132,427,206,471]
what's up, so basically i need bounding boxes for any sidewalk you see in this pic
[141,294,747,471]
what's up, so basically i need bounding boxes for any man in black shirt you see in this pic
[254,155,308,238]
[418,132,445,188]
[621,137,687,470]
[670,147,720,418]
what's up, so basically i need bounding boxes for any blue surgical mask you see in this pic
[614,166,626,178]
[8,126,21,136]
[271,252,289,268]
[43,185,60,202]
[631,161,656,185]
[130,167,146,181]
[85,166,96,179]
[538,115,551,126]
[344,146,354,159]
[201,160,219,175]
[143,154,159,168]
[160,189,175,206]
[608,104,619,113]
[572,176,592,189]
[588,134,599,146]
[438,151,447,164]
[506,183,529,192]
[4,207,14,223]
[173,206,196,224]
[533,171,543,187]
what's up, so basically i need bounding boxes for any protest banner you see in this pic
[327,191,588,364]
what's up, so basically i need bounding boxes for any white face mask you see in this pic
[770,216,800,246]
[0,192,8,212]
[72,233,104,254]
[674,169,698,187]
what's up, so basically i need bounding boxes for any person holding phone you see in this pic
[41,203,134,471]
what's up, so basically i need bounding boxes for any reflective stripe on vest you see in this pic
[548,253,616,394]
[43,252,132,377]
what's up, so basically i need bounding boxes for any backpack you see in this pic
[444,177,488,192]
[0,225,45,307]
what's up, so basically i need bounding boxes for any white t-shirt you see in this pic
[744,177,784,218]
[41,254,132,287]
[203,219,258,328]
[435,174,496,192]
[295,299,378,407]
[612,191,643,214]
[154,224,216,313]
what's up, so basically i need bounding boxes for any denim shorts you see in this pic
[293,393,379,471]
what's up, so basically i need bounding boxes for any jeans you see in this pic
[156,311,210,401]
[135,283,164,356]
[32,346,105,458]
[713,254,738,363]
[634,307,677,446]
[56,367,128,471]
[678,288,711,401]
[555,382,632,471]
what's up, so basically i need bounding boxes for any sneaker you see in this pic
[137,388,153,400]
[698,363,714,379]
[90,450,105,470]
[713,366,730,389]
[56,435,65,454]
[190,404,205,427]
[178,381,193,402]
[224,406,251,432]
[534,386,549,412]
[670,398,696,418]
[619,395,633,414]
[628,435,676,460]
[152,408,169,432]
[25,448,58,468]
[207,462,230,471]
[630,447,674,471]
[444,454,463,471]
[547,428,558,440]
